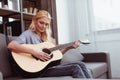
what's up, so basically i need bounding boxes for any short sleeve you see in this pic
[12,31,27,44]
[12,30,43,44]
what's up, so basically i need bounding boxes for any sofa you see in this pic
[0,33,112,80]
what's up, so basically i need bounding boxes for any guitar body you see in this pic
[11,41,63,78]
[10,40,87,77]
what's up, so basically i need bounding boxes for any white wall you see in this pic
[56,0,71,44]
[74,0,97,52]
[56,0,120,78]
[56,0,78,44]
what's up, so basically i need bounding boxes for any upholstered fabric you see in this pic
[0,34,13,78]
[60,49,84,65]
[85,62,107,78]
[0,72,3,80]
[4,76,81,80]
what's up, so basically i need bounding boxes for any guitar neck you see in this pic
[48,39,90,52]
[49,42,74,52]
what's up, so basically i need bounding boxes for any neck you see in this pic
[34,31,42,38]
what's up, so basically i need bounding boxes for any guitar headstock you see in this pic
[80,39,90,44]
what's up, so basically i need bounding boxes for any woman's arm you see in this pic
[60,40,80,54]
[8,41,34,54]
[7,41,50,61]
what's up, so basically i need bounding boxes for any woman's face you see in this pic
[35,17,50,33]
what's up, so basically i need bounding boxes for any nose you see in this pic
[43,23,48,28]
[43,24,47,28]
[41,23,45,28]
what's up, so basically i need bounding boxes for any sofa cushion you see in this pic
[60,49,84,65]
[4,76,79,80]
[0,34,13,78]
[85,62,107,78]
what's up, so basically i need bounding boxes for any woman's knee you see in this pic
[77,62,86,67]
[71,64,86,78]
[72,64,81,70]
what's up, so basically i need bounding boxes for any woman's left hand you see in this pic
[61,40,80,54]
[72,40,80,49]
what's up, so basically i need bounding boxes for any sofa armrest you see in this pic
[0,72,3,80]
[81,52,109,62]
[81,52,112,79]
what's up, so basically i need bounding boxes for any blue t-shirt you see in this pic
[13,30,43,44]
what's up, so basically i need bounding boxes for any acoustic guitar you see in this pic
[11,40,90,77]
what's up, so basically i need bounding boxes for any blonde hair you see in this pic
[29,10,52,42]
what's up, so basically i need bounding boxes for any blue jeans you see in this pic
[40,62,92,78]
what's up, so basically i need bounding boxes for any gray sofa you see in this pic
[0,33,112,80]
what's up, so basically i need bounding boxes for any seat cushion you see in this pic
[60,49,84,65]
[4,76,80,80]
[85,62,107,78]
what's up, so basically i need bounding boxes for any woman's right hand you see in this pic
[32,50,51,62]
[7,42,51,62]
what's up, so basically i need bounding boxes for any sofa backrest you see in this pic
[60,48,84,65]
[0,33,13,78]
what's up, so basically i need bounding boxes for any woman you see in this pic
[7,10,92,78]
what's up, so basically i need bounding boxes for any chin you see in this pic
[40,30,45,33]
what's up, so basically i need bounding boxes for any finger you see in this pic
[39,57,46,62]
[40,55,50,61]
[43,53,51,58]
[76,41,80,45]
[43,56,51,61]
[44,53,51,57]
[39,53,51,61]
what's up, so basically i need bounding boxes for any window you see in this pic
[92,0,120,31]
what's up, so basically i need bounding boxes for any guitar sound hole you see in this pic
[42,48,53,57]
[42,48,51,54]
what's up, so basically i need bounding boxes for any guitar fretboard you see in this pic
[48,39,90,52]
[49,42,74,52]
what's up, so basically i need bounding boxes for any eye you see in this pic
[38,20,49,27]
[45,23,49,26]
[39,21,44,24]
